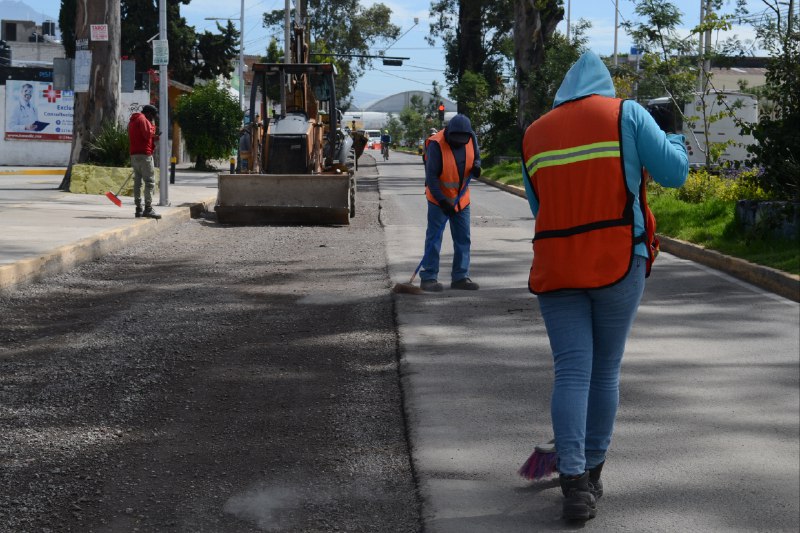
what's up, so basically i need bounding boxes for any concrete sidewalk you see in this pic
[0,166,219,290]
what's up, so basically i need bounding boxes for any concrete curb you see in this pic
[0,168,67,175]
[475,176,800,302]
[0,194,217,291]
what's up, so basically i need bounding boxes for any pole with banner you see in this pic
[156,0,169,206]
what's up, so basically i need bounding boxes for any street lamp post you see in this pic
[205,0,245,112]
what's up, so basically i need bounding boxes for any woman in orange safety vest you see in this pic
[520,51,688,521]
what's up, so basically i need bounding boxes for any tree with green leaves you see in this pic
[194,20,240,81]
[398,94,432,148]
[174,81,243,170]
[262,0,400,106]
[59,0,121,191]
[60,0,239,85]
[744,0,799,200]
[428,0,514,114]
[527,18,591,121]
[621,0,697,105]
[513,0,564,129]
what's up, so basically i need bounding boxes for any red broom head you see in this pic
[105,191,122,207]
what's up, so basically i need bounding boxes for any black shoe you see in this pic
[451,277,479,290]
[560,472,597,521]
[588,462,604,499]
[135,207,142,218]
[420,279,443,292]
[142,206,161,219]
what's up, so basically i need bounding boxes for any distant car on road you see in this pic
[364,129,381,149]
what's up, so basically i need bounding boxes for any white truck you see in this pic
[646,91,758,167]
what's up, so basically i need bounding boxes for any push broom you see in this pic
[392,173,473,295]
[105,172,134,207]
[518,438,558,480]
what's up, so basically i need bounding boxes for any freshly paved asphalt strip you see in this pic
[379,150,799,532]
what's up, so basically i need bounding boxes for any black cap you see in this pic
[142,104,158,116]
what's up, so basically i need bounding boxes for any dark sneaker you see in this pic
[135,206,143,218]
[559,472,597,521]
[588,462,604,499]
[142,207,161,219]
[420,279,444,292]
[451,278,479,290]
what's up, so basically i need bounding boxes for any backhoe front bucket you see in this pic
[215,173,353,225]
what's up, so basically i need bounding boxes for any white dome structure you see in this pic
[343,91,457,130]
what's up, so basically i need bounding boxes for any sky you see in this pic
[31,0,770,102]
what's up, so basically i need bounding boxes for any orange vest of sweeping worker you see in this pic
[424,130,474,212]
[522,95,640,294]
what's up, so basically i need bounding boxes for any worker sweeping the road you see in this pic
[128,104,161,219]
[418,113,482,292]
[520,51,688,521]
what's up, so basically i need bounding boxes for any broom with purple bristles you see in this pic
[518,439,558,480]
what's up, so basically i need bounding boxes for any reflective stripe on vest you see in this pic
[525,141,620,175]
[425,130,473,211]
[522,95,635,294]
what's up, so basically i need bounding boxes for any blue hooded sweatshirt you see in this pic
[426,113,481,204]
[522,51,688,258]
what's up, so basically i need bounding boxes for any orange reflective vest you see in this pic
[425,130,474,212]
[522,95,654,294]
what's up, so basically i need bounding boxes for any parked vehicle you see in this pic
[364,129,381,150]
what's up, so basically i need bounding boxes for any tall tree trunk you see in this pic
[513,0,562,131]
[60,0,121,190]
[456,0,485,114]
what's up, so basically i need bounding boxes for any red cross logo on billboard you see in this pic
[42,84,61,103]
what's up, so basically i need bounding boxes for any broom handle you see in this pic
[114,172,134,196]
[409,173,473,283]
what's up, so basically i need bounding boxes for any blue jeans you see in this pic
[420,202,471,282]
[537,256,646,476]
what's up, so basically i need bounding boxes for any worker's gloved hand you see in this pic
[471,165,481,179]
[440,202,457,217]
[648,105,676,134]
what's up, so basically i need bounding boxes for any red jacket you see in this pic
[128,112,155,155]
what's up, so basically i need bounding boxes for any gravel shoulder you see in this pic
[0,170,422,532]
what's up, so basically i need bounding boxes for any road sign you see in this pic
[152,40,169,66]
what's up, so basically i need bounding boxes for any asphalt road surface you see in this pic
[0,165,421,532]
[379,150,799,532]
[1,150,798,532]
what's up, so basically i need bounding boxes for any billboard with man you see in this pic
[4,79,73,141]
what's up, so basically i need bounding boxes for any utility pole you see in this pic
[239,0,244,111]
[613,0,618,67]
[158,0,168,206]
[205,5,245,111]
[566,0,571,42]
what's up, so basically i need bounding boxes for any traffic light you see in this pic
[382,58,403,66]
[438,103,445,122]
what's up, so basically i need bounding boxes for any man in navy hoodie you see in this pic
[420,113,481,292]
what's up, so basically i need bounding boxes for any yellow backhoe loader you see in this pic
[215,5,358,225]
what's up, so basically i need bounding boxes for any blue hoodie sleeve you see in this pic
[521,160,539,216]
[622,101,689,189]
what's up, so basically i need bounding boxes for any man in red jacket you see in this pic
[128,104,161,219]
